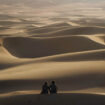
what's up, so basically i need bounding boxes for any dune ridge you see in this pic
[29,26,105,37]
[26,22,72,34]
[87,35,105,45]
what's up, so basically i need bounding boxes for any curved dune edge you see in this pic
[2,36,105,58]
[0,44,105,70]
[87,35,105,45]
[44,49,105,61]
[0,45,34,70]
[0,61,105,80]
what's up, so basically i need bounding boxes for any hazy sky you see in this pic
[0,0,104,8]
[0,0,104,5]
[0,0,105,25]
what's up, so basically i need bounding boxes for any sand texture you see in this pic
[0,0,105,104]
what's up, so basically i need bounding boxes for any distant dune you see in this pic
[26,22,72,35]
[29,26,105,37]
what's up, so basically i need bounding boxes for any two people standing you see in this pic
[41,81,57,94]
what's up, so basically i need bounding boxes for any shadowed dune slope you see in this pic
[0,93,105,105]
[3,36,105,58]
[0,61,104,93]
[0,68,105,93]
[0,41,34,70]
[30,26,105,37]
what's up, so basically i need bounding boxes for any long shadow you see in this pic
[3,36,105,58]
[0,72,105,94]
[0,93,105,105]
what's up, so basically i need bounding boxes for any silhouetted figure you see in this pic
[41,82,49,94]
[49,81,57,94]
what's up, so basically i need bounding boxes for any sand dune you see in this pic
[30,26,105,37]
[72,18,105,27]
[45,49,105,61]
[39,22,71,28]
[0,61,104,91]
[0,40,33,70]
[27,22,72,35]
[0,21,105,96]
[3,36,105,58]
[0,93,105,105]
[0,2,105,104]
[87,35,105,45]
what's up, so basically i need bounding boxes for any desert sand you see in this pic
[0,0,105,105]
[1,93,105,105]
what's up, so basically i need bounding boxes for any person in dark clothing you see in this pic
[49,81,57,94]
[41,82,49,94]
